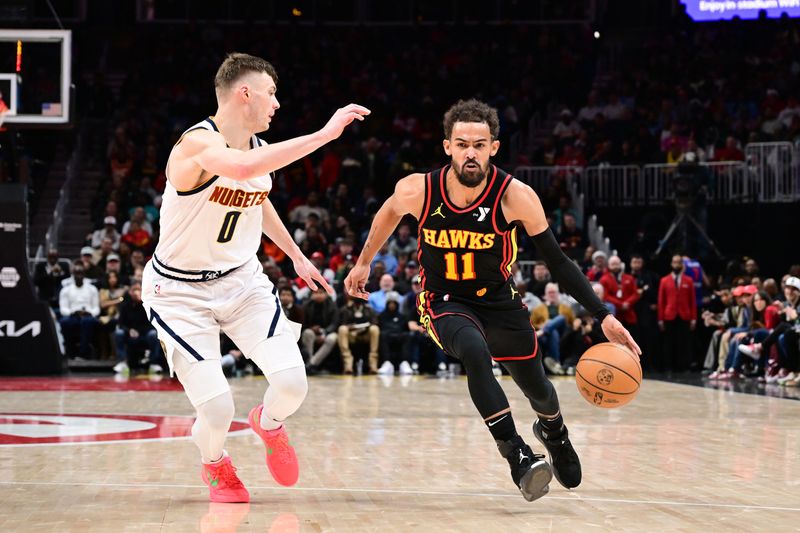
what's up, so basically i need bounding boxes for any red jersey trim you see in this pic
[491,174,514,235]
[440,165,498,214]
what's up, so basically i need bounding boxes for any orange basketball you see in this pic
[575,342,642,408]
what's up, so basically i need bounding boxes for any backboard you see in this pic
[0,29,71,126]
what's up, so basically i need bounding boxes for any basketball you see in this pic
[575,343,642,408]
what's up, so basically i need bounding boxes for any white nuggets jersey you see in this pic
[153,118,272,281]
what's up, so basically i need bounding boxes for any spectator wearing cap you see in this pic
[553,109,582,143]
[657,254,697,372]
[586,250,608,282]
[104,252,129,284]
[59,261,100,358]
[90,216,121,250]
[708,285,754,378]
[368,274,396,314]
[93,237,116,269]
[377,292,413,375]
[599,256,640,328]
[388,223,417,260]
[740,276,800,385]
[718,285,759,374]
[79,246,104,280]
[394,260,419,295]
[725,289,780,378]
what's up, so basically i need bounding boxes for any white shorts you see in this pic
[142,256,302,401]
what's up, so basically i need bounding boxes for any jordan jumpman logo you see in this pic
[431,203,446,218]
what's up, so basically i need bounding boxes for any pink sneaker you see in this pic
[249,404,299,486]
[201,456,250,503]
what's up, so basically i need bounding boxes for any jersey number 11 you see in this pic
[444,252,476,281]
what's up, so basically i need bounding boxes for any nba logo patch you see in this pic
[154,284,161,295]
[444,294,450,302]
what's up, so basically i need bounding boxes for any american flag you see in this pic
[42,102,62,116]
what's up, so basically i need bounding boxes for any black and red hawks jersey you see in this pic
[416,164,520,303]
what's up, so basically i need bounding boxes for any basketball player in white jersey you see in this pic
[141,53,369,503]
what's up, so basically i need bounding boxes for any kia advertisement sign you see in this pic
[681,0,800,20]
[0,184,63,375]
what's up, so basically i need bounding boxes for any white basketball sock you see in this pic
[192,391,235,463]
[249,335,308,431]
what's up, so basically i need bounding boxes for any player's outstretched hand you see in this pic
[600,315,642,357]
[321,104,371,142]
[293,255,334,295]
[344,263,371,300]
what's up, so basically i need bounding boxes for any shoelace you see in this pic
[268,433,295,465]
[216,462,245,489]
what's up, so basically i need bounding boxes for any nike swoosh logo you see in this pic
[487,414,508,427]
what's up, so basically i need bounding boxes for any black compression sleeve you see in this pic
[530,228,611,323]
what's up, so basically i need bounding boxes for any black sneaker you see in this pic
[497,436,552,502]
[532,420,582,489]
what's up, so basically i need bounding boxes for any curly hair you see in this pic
[442,99,500,140]
[214,52,278,94]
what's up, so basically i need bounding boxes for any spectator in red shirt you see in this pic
[658,254,697,372]
[586,250,607,282]
[714,136,745,162]
[555,144,587,168]
[121,220,151,250]
[600,255,640,327]
[329,239,357,274]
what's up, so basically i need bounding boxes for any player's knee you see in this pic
[198,391,235,428]
[451,326,491,369]
[270,367,308,406]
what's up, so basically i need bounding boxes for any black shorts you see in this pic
[416,290,538,362]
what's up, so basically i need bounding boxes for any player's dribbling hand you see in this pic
[600,315,642,358]
[321,104,371,142]
[293,255,334,295]
[344,263,371,300]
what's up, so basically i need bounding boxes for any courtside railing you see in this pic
[514,142,800,208]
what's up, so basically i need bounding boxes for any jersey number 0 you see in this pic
[217,211,242,243]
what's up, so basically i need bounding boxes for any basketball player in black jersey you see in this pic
[345,99,640,501]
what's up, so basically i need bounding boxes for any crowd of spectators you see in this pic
[530,19,800,169]
[27,19,800,382]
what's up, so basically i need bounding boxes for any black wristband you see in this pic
[530,228,610,321]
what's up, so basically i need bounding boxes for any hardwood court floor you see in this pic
[1,373,799,532]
